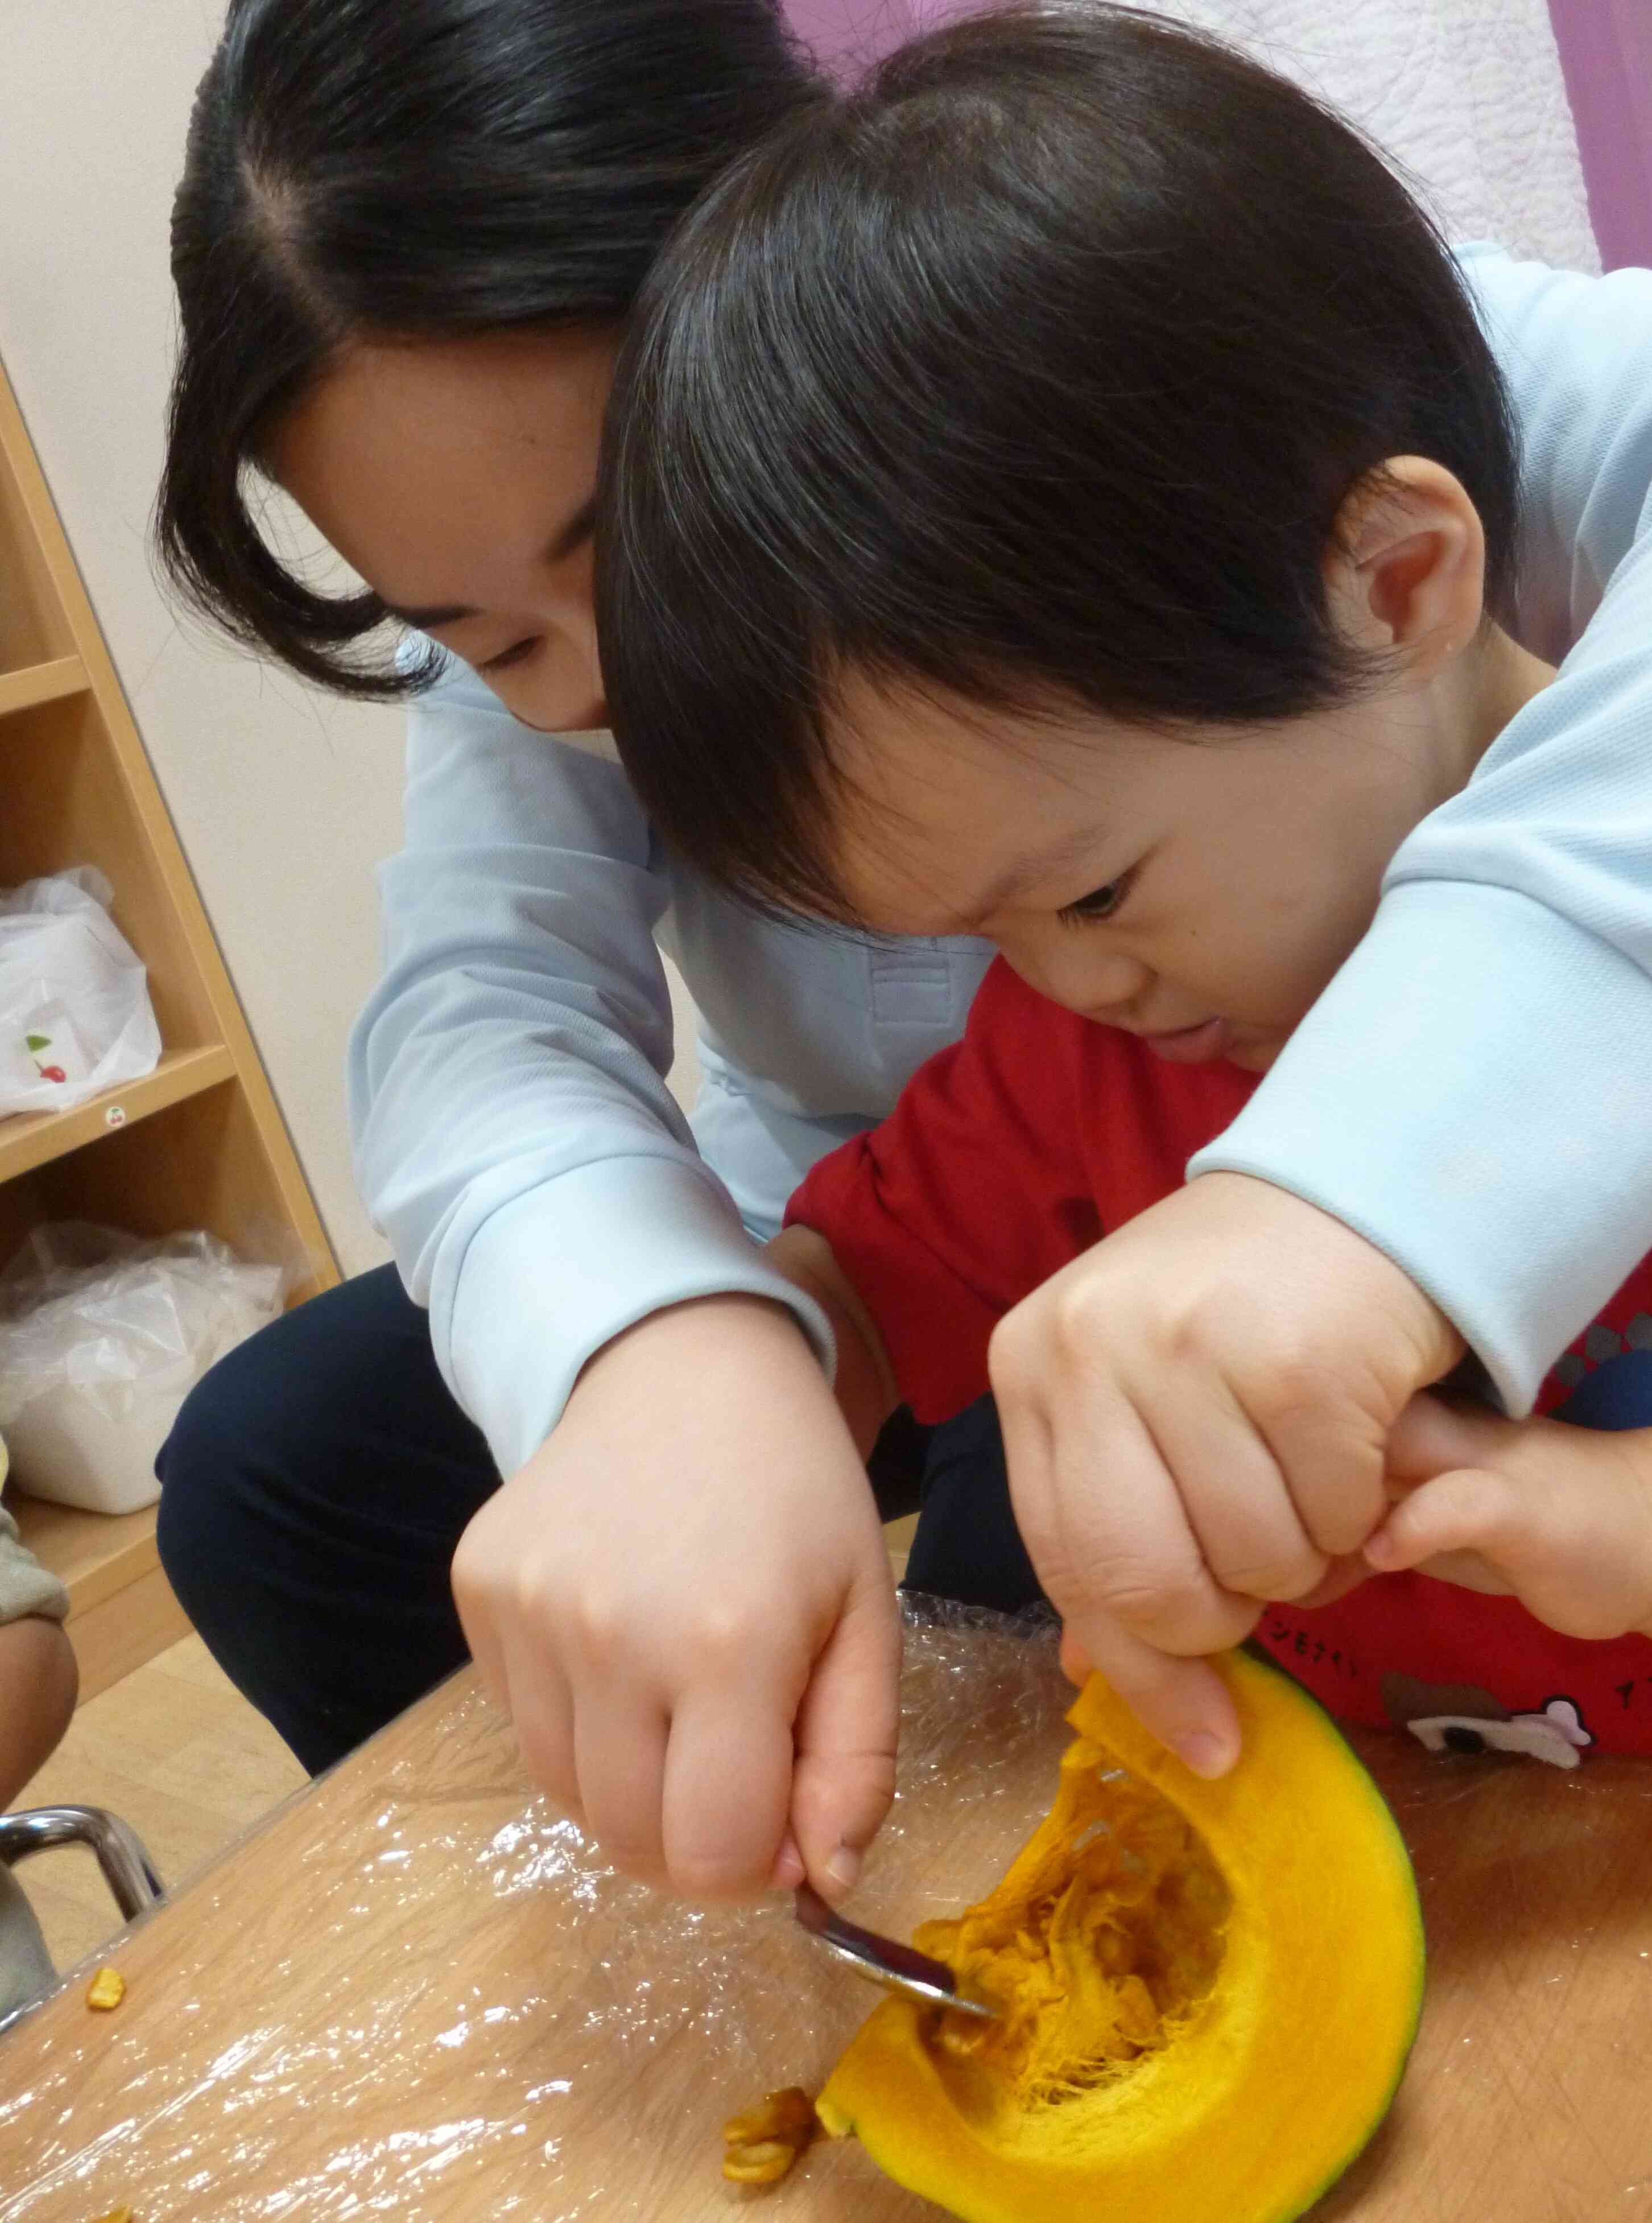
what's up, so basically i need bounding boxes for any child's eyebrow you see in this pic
[963,822,1113,921]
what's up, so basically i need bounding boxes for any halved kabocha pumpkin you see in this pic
[816,1648,1423,2223]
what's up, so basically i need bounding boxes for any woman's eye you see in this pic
[1059,871,1134,926]
[480,636,540,675]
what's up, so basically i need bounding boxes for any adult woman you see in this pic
[158,0,1652,1903]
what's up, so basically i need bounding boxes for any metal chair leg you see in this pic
[0,1806,164,1921]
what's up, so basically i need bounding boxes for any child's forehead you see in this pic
[825,677,1129,925]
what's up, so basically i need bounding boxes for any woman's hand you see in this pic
[990,1172,1461,1772]
[452,1293,901,1903]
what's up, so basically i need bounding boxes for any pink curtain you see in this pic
[784,0,993,76]
[1547,0,1652,270]
[785,0,1649,272]
[783,0,914,74]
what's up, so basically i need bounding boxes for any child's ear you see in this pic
[1324,457,1487,679]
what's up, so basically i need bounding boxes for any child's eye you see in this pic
[480,636,541,675]
[1058,870,1134,926]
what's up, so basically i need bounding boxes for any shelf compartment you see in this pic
[0,1044,237,1185]
[0,356,337,1310]
[0,1081,331,1308]
[0,655,89,720]
[0,688,221,1053]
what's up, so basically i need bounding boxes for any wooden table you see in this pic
[2,1631,1650,2221]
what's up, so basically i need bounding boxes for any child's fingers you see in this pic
[769,1832,807,1891]
[1022,1393,1261,1657]
[571,1678,672,1888]
[1147,1384,1328,1603]
[1364,1466,1522,1591]
[502,1648,581,1821]
[1367,1452,1652,1638]
[998,1379,1246,1770]
[1069,1607,1244,1779]
[1287,1552,1371,1610]
[661,1680,795,1902]
[787,1568,902,1903]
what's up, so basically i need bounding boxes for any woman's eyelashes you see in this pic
[479,635,541,674]
[1057,867,1136,926]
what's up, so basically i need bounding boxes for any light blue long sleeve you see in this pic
[353,245,1652,1469]
[349,680,988,1474]
[1189,249,1652,1413]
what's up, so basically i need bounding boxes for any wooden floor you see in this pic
[10,1633,306,1973]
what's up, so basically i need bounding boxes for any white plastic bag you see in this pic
[0,868,162,1115]
[0,1224,290,1513]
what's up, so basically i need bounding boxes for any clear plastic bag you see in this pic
[0,1224,291,1513]
[0,868,162,1116]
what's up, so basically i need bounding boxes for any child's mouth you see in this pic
[1139,1017,1231,1064]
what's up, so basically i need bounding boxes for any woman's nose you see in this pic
[496,621,608,733]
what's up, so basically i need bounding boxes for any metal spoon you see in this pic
[794,1881,1000,2020]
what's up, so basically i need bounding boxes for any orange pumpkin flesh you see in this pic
[816,1650,1423,2221]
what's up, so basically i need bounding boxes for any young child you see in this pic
[0,1433,79,2018]
[772,956,1652,1755]
[599,8,1652,1766]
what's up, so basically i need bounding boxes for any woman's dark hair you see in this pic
[158,0,821,695]
[599,3,1521,922]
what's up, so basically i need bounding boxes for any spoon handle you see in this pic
[795,1882,999,2021]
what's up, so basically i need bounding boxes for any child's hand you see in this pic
[452,1293,901,1903]
[1367,1393,1652,1639]
[990,1172,1461,1772]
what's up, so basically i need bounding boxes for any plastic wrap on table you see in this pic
[4,1603,1652,2220]
[0,1601,1072,2220]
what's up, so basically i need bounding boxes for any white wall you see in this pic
[0,2,701,1278]
[0,2,399,1272]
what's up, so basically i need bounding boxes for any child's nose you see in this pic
[1039,940,1151,1018]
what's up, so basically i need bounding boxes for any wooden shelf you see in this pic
[0,1045,237,1183]
[0,654,89,720]
[10,1493,187,1705]
[0,348,340,1699]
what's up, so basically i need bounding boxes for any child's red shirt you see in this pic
[788,957,1652,1759]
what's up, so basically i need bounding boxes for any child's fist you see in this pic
[990,1172,1461,1774]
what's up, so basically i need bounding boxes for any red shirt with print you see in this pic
[788,956,1652,1758]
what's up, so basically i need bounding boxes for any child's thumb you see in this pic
[787,1573,901,1903]
[1364,1463,1521,1593]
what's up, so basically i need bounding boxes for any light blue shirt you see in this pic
[350,246,1652,1474]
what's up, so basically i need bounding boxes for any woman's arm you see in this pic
[1191,250,1652,1414]
[349,654,831,1475]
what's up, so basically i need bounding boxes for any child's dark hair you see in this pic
[158,0,820,696]
[599,3,1521,922]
